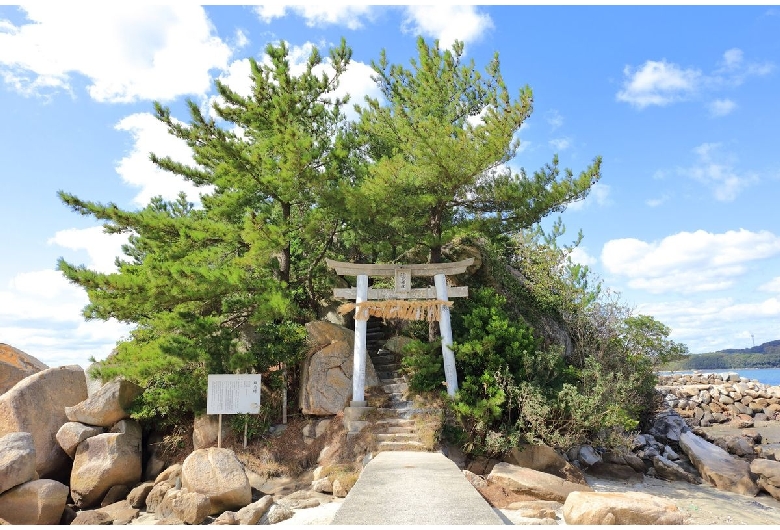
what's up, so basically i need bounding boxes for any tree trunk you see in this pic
[280,201,291,285]
[428,204,444,341]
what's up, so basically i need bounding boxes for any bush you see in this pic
[401,339,446,393]
[400,236,663,457]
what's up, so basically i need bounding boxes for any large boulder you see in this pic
[504,444,587,484]
[299,322,379,415]
[587,452,645,482]
[652,455,701,484]
[305,320,355,350]
[487,462,593,502]
[649,410,690,444]
[0,479,69,525]
[0,432,37,494]
[563,491,684,525]
[55,422,104,458]
[236,496,274,525]
[678,431,758,496]
[193,413,231,450]
[94,500,139,525]
[65,377,143,427]
[181,448,251,514]
[70,419,143,508]
[0,344,47,395]
[383,336,413,355]
[157,489,211,525]
[751,459,780,500]
[0,365,87,479]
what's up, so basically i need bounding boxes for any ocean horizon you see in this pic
[659,367,780,387]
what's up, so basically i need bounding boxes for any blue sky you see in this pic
[1,4,779,368]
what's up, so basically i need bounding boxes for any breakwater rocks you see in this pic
[657,372,780,428]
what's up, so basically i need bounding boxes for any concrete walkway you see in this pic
[330,451,504,525]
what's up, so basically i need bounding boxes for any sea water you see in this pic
[659,368,780,386]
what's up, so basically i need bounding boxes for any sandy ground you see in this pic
[274,500,344,525]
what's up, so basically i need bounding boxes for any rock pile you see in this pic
[657,372,780,427]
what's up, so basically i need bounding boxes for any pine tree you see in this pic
[56,40,353,422]
[354,37,602,264]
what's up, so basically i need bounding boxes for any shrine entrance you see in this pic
[326,258,473,405]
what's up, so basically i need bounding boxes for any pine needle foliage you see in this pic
[352,36,601,264]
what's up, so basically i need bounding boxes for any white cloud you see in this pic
[217,58,254,98]
[617,49,773,110]
[338,61,383,121]
[714,47,774,83]
[1,270,87,322]
[549,137,571,151]
[681,142,757,201]
[48,226,129,274]
[569,246,597,267]
[0,320,132,368]
[0,268,134,367]
[567,182,611,212]
[114,113,209,207]
[638,296,780,353]
[602,229,780,294]
[645,195,669,207]
[721,48,743,70]
[0,5,232,102]
[708,98,737,117]
[255,5,287,23]
[759,277,780,292]
[254,5,375,29]
[401,5,493,49]
[616,60,700,108]
[233,28,249,50]
[545,110,563,131]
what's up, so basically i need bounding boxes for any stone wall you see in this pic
[656,372,780,428]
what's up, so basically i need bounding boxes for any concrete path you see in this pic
[330,451,504,525]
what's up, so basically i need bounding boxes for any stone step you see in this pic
[372,355,397,365]
[377,440,427,451]
[379,377,406,385]
[376,371,399,380]
[382,382,408,394]
[384,426,416,435]
[372,360,400,370]
[376,433,419,442]
[386,394,410,404]
[376,418,415,428]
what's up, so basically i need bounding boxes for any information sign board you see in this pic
[206,374,261,414]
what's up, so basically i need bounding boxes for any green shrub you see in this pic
[401,339,446,393]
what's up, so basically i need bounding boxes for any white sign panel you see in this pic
[207,374,261,414]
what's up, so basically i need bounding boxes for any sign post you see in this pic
[207,374,261,448]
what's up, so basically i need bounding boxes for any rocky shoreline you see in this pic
[3,348,780,525]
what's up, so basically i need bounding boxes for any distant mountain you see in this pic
[717,339,780,355]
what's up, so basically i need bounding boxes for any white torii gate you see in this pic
[326,258,473,404]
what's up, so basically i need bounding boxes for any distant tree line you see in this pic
[661,345,780,371]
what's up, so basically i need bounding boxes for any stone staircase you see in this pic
[366,318,426,451]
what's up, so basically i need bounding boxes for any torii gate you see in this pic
[326,258,473,404]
